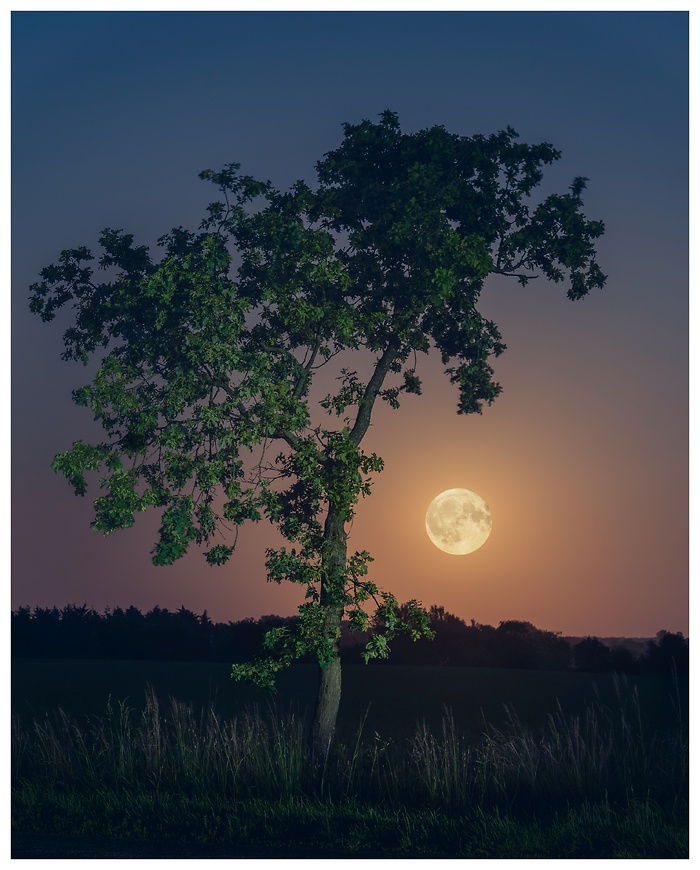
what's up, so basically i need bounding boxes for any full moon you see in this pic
[425,488,492,555]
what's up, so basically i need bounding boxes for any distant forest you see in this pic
[11,604,687,675]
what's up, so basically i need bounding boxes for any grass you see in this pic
[12,672,688,858]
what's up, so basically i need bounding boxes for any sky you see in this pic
[11,10,689,638]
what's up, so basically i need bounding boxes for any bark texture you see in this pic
[311,505,346,759]
[311,650,342,759]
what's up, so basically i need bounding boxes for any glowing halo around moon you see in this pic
[425,488,492,555]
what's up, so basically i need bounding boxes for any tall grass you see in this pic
[408,674,686,816]
[12,675,688,857]
[14,687,309,800]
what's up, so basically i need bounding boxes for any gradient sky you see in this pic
[11,11,688,637]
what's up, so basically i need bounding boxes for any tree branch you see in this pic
[349,336,402,446]
[491,268,538,281]
[292,343,319,400]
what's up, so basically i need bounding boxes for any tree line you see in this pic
[11,603,687,675]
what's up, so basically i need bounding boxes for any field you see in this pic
[12,660,688,858]
[11,659,684,737]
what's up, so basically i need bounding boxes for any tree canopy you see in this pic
[29,112,605,747]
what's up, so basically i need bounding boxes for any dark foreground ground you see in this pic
[11,831,406,859]
[12,662,687,859]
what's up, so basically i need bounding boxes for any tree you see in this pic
[644,630,689,675]
[572,636,612,673]
[29,111,605,756]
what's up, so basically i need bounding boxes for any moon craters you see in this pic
[425,488,492,555]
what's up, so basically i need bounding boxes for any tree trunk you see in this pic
[311,505,346,759]
[311,646,342,759]
[309,341,400,759]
